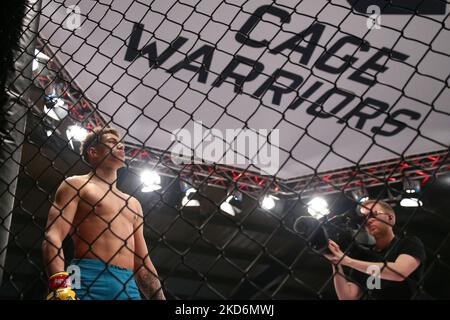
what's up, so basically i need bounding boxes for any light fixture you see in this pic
[400,198,423,207]
[32,49,50,71]
[220,190,242,216]
[351,187,370,216]
[66,125,88,150]
[351,186,369,204]
[400,179,423,207]
[180,179,200,207]
[140,170,162,192]
[44,105,60,121]
[44,94,69,121]
[181,187,200,207]
[261,194,279,210]
[66,125,88,141]
[307,197,330,219]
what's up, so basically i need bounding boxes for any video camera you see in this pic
[293,210,375,254]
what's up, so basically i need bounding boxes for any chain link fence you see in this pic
[1,0,450,300]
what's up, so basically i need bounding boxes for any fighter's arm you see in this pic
[131,197,166,300]
[42,177,80,276]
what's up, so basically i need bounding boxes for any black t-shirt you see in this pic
[347,236,426,300]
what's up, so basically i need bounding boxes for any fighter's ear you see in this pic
[87,145,97,159]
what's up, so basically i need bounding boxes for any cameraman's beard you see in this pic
[368,224,390,239]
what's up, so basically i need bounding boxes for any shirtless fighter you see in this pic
[42,127,165,300]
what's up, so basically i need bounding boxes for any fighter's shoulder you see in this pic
[60,175,92,191]
[126,194,142,208]
[124,194,143,218]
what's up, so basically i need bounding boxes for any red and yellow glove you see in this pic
[46,271,78,300]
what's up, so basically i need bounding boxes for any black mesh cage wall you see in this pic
[0,0,449,300]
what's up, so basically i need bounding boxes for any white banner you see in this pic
[39,0,450,179]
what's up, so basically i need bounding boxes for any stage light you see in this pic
[220,190,242,216]
[351,187,369,204]
[261,195,279,210]
[307,197,330,219]
[140,170,162,192]
[181,187,200,207]
[66,125,88,141]
[32,49,50,71]
[66,125,88,149]
[400,179,423,207]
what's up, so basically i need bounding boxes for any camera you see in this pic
[293,210,375,254]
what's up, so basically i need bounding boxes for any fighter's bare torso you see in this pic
[67,174,140,270]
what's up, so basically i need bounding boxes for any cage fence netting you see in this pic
[0,0,449,300]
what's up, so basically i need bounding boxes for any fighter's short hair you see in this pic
[80,126,119,165]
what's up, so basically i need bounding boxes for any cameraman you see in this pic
[324,199,426,300]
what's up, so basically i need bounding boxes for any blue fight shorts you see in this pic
[69,259,142,300]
